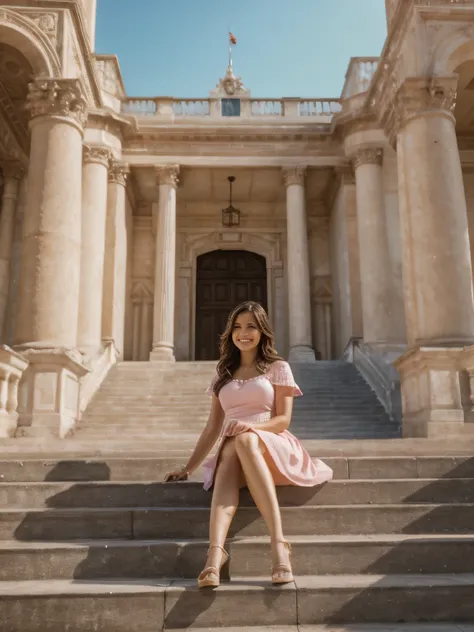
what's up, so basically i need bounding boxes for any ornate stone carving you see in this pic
[83,145,111,167]
[108,159,129,186]
[25,12,59,50]
[282,166,306,187]
[210,65,250,98]
[0,8,61,76]
[393,76,458,135]
[156,164,180,189]
[26,79,88,129]
[352,148,383,169]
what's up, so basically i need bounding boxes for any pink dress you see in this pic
[202,360,333,491]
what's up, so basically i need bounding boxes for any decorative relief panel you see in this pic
[23,12,60,51]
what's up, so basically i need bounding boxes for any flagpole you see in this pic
[228,27,232,69]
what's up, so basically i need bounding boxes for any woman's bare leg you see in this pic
[234,432,290,569]
[204,438,243,570]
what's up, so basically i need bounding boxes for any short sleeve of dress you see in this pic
[268,361,303,397]
[206,374,218,396]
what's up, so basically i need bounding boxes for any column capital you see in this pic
[83,145,111,167]
[351,147,383,169]
[26,78,88,131]
[394,76,458,133]
[108,159,129,186]
[156,164,180,189]
[282,166,306,188]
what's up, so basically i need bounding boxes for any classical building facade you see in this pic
[1,0,474,439]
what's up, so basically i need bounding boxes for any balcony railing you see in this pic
[341,57,379,100]
[121,97,342,119]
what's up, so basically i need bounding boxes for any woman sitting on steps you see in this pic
[164,300,333,588]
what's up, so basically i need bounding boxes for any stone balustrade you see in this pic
[341,57,379,100]
[0,345,28,438]
[121,97,341,119]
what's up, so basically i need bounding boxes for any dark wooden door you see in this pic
[195,250,267,360]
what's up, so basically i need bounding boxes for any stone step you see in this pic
[78,418,394,430]
[1,479,473,509]
[87,408,386,418]
[297,626,474,632]
[0,574,472,630]
[169,626,474,632]
[1,455,472,482]
[1,534,474,581]
[2,504,474,540]
[1,437,472,457]
[72,431,401,444]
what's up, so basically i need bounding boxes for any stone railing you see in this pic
[341,57,379,100]
[121,97,342,119]
[79,341,118,417]
[0,346,28,438]
[299,99,343,116]
[251,100,283,116]
[343,338,403,425]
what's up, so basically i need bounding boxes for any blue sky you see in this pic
[96,0,387,99]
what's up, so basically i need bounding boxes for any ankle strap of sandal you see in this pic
[275,540,292,550]
[207,545,227,554]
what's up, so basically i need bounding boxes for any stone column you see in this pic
[351,147,395,345]
[0,162,23,340]
[392,76,474,437]
[3,174,27,347]
[132,302,140,360]
[139,300,152,360]
[282,166,315,362]
[14,78,89,438]
[16,79,86,350]
[77,145,110,357]
[150,164,179,362]
[101,159,129,358]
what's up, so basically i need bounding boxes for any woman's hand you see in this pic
[225,420,251,437]
[164,469,189,482]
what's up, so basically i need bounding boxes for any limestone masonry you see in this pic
[1,0,474,441]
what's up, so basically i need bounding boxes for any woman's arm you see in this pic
[251,385,295,434]
[180,394,225,475]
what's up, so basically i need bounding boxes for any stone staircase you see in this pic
[0,360,471,630]
[0,451,474,630]
[73,360,400,448]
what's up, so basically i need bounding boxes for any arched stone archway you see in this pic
[0,9,60,77]
[0,10,61,163]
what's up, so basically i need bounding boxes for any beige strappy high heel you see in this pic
[197,545,229,588]
[271,540,294,585]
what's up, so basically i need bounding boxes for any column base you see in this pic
[288,345,316,363]
[15,348,89,439]
[150,345,175,362]
[394,346,467,439]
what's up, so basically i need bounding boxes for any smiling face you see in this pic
[231,310,262,354]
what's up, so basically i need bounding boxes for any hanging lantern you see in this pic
[221,176,240,227]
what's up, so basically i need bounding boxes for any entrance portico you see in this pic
[129,165,335,362]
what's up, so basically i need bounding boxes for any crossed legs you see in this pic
[204,433,290,575]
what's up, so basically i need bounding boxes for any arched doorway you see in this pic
[195,250,267,360]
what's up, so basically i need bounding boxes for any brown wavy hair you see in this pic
[212,301,282,395]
